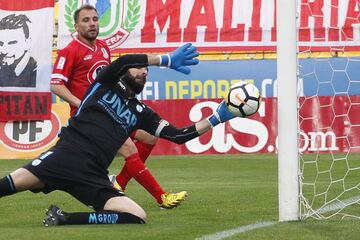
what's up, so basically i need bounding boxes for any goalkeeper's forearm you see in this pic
[155,119,212,144]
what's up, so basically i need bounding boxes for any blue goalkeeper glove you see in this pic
[207,100,236,127]
[159,43,199,74]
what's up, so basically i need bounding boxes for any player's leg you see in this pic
[103,196,146,220]
[130,131,188,208]
[132,129,158,161]
[113,135,187,208]
[118,147,187,208]
[43,187,146,226]
[115,130,157,189]
[112,137,138,190]
[115,138,166,202]
[0,167,44,198]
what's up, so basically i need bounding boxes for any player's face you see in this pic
[129,67,148,86]
[0,28,29,66]
[124,67,148,94]
[75,9,99,43]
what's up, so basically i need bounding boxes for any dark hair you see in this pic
[0,14,31,38]
[73,4,98,23]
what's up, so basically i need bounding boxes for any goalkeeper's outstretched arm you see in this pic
[155,101,236,144]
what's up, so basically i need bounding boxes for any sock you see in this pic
[0,175,17,197]
[129,130,137,140]
[136,141,156,163]
[116,141,155,190]
[59,211,145,225]
[118,153,164,204]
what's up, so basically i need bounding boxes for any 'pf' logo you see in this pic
[0,112,61,151]
[64,0,140,49]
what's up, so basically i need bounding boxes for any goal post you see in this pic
[277,0,360,221]
[276,0,300,221]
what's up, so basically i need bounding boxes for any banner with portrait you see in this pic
[0,0,54,121]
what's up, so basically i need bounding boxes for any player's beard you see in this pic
[121,71,145,95]
[81,28,99,42]
[85,31,98,42]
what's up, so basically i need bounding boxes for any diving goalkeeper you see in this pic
[0,43,235,226]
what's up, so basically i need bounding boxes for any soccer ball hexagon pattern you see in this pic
[225,81,261,117]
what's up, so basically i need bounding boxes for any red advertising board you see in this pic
[145,96,360,155]
[1,96,359,159]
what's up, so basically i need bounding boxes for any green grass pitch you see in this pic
[0,154,359,240]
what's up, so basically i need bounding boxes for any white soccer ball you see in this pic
[225,81,261,117]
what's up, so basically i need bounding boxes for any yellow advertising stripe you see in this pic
[52,49,360,63]
[109,51,360,60]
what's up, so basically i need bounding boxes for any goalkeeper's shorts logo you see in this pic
[32,159,42,166]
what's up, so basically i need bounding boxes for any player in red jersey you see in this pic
[51,5,186,208]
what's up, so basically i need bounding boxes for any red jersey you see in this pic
[51,37,111,116]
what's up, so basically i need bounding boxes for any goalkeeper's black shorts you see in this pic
[22,145,124,211]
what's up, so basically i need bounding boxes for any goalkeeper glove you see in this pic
[159,43,199,74]
[207,100,236,127]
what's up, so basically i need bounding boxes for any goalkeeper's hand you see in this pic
[159,43,199,74]
[207,100,236,127]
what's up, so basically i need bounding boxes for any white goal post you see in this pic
[276,0,300,221]
[276,0,360,221]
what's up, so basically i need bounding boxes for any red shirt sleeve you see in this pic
[51,46,77,85]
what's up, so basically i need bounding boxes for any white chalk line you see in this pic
[195,221,275,240]
[196,195,360,240]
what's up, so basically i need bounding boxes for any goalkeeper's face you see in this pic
[122,67,148,94]
[75,9,99,43]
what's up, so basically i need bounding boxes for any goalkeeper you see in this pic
[0,43,235,226]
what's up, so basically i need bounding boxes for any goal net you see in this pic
[297,0,360,220]
[277,0,360,221]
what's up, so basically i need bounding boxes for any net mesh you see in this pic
[297,0,360,220]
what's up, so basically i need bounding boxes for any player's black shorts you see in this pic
[22,145,124,211]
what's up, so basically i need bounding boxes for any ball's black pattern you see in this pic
[226,83,260,117]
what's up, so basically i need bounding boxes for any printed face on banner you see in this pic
[0,28,30,65]
[0,14,37,88]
